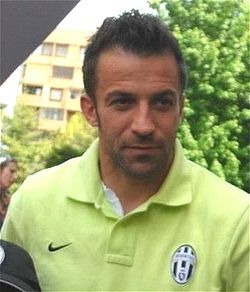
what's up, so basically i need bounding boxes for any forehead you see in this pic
[4,162,17,170]
[95,48,181,93]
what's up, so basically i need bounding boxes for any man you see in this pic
[1,10,249,291]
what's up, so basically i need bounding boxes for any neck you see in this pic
[100,162,170,214]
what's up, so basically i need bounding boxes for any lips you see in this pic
[124,145,161,155]
[129,145,159,150]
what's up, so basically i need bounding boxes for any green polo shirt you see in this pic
[1,139,249,291]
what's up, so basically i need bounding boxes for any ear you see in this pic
[80,95,98,127]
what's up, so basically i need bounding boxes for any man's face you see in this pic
[82,48,184,180]
[0,162,17,189]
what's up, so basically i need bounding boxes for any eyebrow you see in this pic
[105,90,135,101]
[151,89,178,100]
[105,89,179,104]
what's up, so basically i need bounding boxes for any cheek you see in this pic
[100,112,130,134]
[157,114,181,132]
[100,124,125,142]
[1,170,7,179]
[0,173,8,185]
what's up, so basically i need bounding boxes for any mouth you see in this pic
[124,145,161,155]
[130,145,159,149]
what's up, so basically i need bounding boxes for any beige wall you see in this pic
[17,29,91,131]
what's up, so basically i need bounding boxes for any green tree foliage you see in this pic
[2,107,97,192]
[1,105,52,191]
[45,113,97,168]
[150,0,250,191]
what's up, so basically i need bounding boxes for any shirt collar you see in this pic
[67,138,192,207]
[66,139,103,204]
[151,139,192,206]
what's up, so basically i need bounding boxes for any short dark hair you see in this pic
[82,9,187,100]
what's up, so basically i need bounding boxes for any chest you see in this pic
[32,204,227,291]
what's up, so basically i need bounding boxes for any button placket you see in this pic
[106,217,137,266]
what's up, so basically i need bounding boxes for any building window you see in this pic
[70,89,82,99]
[22,84,42,95]
[52,66,74,79]
[41,43,53,55]
[50,88,63,101]
[55,44,68,57]
[33,43,53,55]
[79,46,85,60]
[40,108,64,120]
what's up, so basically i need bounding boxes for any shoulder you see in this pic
[10,140,100,208]
[10,155,84,209]
[25,156,82,187]
[188,159,249,216]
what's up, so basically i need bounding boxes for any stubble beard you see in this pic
[111,150,168,180]
[96,112,174,181]
[110,136,173,181]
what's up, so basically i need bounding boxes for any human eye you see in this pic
[109,94,134,110]
[153,94,176,111]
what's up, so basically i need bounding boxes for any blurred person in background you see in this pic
[0,156,17,228]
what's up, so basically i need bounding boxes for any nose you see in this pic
[131,104,155,136]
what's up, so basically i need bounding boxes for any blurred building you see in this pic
[16,29,91,131]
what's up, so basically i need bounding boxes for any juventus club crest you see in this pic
[171,244,197,285]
